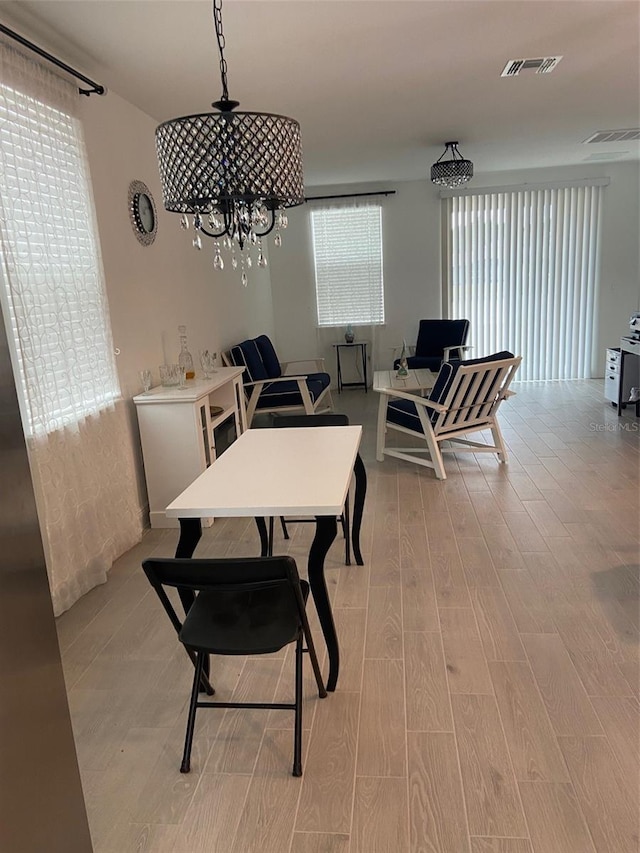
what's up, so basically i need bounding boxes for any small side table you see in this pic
[332,341,368,393]
[618,336,640,417]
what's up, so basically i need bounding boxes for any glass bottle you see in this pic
[396,339,409,377]
[178,325,195,380]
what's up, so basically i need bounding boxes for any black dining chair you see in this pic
[271,413,353,563]
[142,555,326,777]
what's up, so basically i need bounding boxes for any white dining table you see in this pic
[165,426,366,691]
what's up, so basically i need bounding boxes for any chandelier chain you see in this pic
[213,0,229,102]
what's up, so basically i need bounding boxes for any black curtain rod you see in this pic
[304,190,396,202]
[0,23,105,96]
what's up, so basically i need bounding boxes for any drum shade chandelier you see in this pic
[431,141,474,189]
[155,0,304,285]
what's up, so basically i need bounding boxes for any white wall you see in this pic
[594,163,640,357]
[270,179,443,382]
[80,91,276,400]
[270,162,640,382]
[79,90,277,514]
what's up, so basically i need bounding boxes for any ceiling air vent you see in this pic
[583,129,640,144]
[501,56,563,77]
[583,152,628,162]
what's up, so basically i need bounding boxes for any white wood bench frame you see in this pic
[376,355,522,479]
[222,352,334,426]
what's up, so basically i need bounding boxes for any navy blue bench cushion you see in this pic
[254,374,330,410]
[386,398,425,433]
[416,319,469,358]
[304,372,331,386]
[255,335,282,379]
[387,350,514,432]
[230,339,269,383]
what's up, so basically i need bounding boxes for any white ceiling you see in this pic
[1,0,639,186]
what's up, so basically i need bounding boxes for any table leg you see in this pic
[308,515,339,691]
[376,392,388,461]
[175,518,213,694]
[342,491,351,566]
[176,517,202,558]
[254,517,270,556]
[351,452,367,566]
[362,343,368,393]
[174,519,200,623]
[617,351,625,416]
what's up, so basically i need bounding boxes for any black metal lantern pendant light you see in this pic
[155,0,304,284]
[431,141,474,189]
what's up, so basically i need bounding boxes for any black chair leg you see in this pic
[183,646,215,696]
[301,616,327,700]
[176,587,213,695]
[293,633,303,777]
[181,650,205,774]
[280,517,290,540]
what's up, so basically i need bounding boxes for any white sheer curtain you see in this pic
[0,41,141,614]
[443,182,605,380]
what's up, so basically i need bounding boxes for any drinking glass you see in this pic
[140,369,152,393]
[200,350,217,378]
[178,365,187,389]
[160,364,180,387]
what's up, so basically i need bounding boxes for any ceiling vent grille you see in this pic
[583,129,640,144]
[583,152,628,162]
[501,56,563,77]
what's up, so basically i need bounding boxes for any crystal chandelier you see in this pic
[155,0,304,285]
[430,141,474,189]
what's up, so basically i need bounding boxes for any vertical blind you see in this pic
[444,184,604,380]
[311,204,384,326]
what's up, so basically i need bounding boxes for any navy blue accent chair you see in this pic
[225,335,333,425]
[142,555,326,777]
[378,351,521,479]
[393,319,470,372]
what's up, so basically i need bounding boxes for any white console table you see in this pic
[133,367,246,528]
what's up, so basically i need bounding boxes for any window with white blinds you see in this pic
[444,184,604,381]
[0,77,120,435]
[311,204,384,327]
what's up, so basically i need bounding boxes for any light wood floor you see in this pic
[57,380,640,853]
